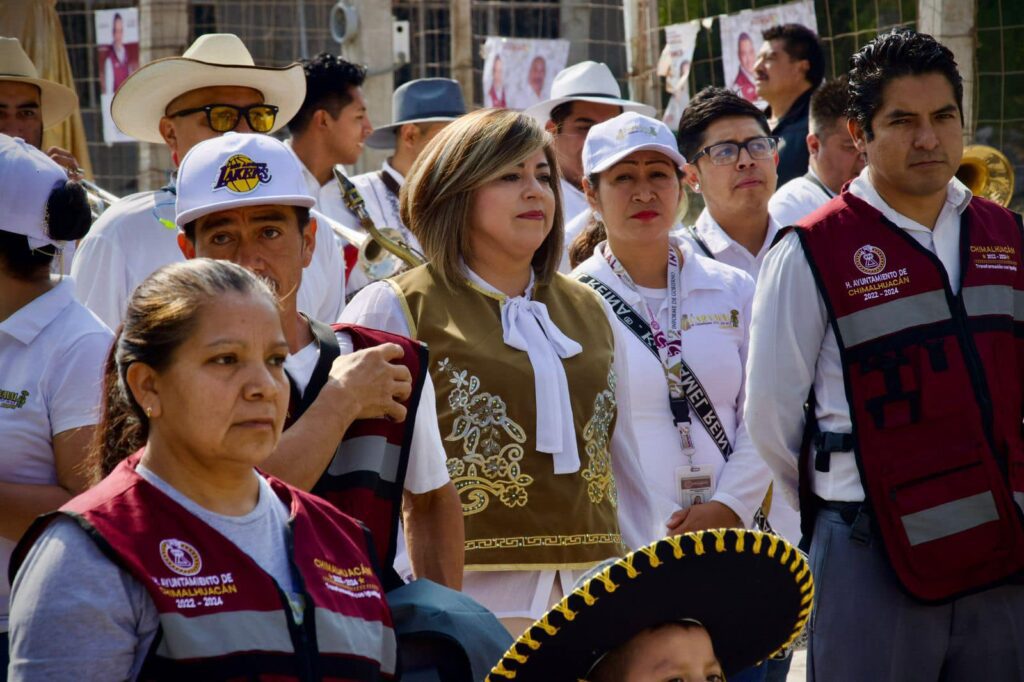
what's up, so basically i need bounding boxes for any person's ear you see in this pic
[159,117,179,164]
[684,163,701,193]
[178,232,196,259]
[545,119,558,135]
[848,117,869,154]
[302,217,317,269]
[806,132,821,158]
[126,362,162,420]
[399,123,420,151]
[583,176,600,212]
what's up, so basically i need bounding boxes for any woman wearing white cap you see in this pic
[342,108,655,636]
[0,134,110,671]
[8,259,398,680]
[569,113,774,550]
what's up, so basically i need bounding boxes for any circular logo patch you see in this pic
[854,244,886,275]
[213,154,272,194]
[159,538,203,576]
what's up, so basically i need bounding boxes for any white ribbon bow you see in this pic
[500,296,584,474]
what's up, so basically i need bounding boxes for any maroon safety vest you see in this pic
[11,454,397,680]
[285,321,427,584]
[795,190,1024,601]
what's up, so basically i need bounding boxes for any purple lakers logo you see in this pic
[212,154,271,194]
[854,244,886,276]
[159,539,203,576]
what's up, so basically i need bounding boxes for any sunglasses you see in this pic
[691,136,779,166]
[166,103,279,133]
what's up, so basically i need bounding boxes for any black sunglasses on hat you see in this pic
[166,103,279,133]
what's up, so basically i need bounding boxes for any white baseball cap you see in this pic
[582,112,687,176]
[175,132,316,227]
[0,134,69,250]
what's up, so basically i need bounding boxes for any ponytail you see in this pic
[87,332,148,482]
[568,214,607,270]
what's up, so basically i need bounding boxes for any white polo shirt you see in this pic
[573,238,770,537]
[0,279,112,631]
[745,170,972,509]
[768,167,835,228]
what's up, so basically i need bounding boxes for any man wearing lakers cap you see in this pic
[70,33,346,329]
[175,132,463,590]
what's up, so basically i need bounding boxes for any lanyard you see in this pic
[603,244,697,460]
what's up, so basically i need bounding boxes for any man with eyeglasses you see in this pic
[71,33,344,328]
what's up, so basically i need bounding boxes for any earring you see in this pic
[593,210,604,224]
[145,406,153,418]
[693,183,700,192]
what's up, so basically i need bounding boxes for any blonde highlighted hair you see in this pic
[400,108,564,286]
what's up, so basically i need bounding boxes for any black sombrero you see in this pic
[487,529,813,681]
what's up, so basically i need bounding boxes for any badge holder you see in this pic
[671,398,715,509]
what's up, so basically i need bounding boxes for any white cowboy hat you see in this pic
[111,33,305,144]
[0,37,78,130]
[523,61,655,123]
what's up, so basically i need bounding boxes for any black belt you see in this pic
[818,498,872,544]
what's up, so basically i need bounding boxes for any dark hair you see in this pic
[809,76,851,135]
[591,621,711,682]
[549,100,575,132]
[182,206,310,242]
[738,32,752,46]
[762,24,825,89]
[847,28,963,140]
[0,180,91,280]
[287,52,367,135]
[89,259,278,480]
[676,86,770,161]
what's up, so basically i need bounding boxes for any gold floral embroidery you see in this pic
[437,357,532,515]
[581,369,618,507]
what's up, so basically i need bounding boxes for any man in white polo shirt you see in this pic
[71,34,345,328]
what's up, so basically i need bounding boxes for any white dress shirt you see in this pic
[768,167,834,228]
[72,172,346,329]
[683,209,784,279]
[745,169,973,508]
[573,238,772,540]
[342,267,655,620]
[560,178,589,229]
[0,280,112,631]
[559,207,593,274]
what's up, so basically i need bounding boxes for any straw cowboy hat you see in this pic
[366,78,466,149]
[524,60,655,123]
[488,529,814,681]
[111,33,305,144]
[0,37,78,129]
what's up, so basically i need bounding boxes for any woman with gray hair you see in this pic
[343,108,653,636]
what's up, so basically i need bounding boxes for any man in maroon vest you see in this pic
[175,132,464,590]
[745,28,1024,681]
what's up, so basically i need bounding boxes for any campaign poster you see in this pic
[656,20,700,131]
[95,7,139,143]
[718,0,817,108]
[481,37,570,110]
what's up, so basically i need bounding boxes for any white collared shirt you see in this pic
[560,178,589,228]
[341,267,653,620]
[745,170,973,507]
[572,238,772,541]
[0,280,112,630]
[768,167,834,228]
[685,209,783,280]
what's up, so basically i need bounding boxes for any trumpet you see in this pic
[327,168,426,281]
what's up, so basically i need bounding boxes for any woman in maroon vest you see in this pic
[8,259,397,681]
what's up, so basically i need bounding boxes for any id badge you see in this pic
[676,464,715,509]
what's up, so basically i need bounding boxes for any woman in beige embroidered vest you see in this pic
[343,109,654,636]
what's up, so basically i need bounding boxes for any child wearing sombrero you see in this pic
[488,529,813,681]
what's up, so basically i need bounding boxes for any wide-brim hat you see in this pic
[366,77,466,149]
[524,60,655,124]
[0,37,78,130]
[111,33,305,144]
[488,529,813,681]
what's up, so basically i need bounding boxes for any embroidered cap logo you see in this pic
[159,538,203,576]
[213,154,272,194]
[854,244,887,276]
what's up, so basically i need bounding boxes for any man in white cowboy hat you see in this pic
[525,61,655,228]
[175,131,463,591]
[70,33,346,329]
[318,77,467,296]
[0,37,81,175]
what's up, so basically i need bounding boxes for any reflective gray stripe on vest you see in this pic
[961,284,1017,318]
[1015,491,1024,514]
[316,609,398,674]
[156,610,294,658]
[900,491,1001,546]
[836,290,950,347]
[328,435,401,483]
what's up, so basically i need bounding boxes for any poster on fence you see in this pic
[481,37,570,110]
[657,20,701,131]
[718,0,817,108]
[95,7,139,143]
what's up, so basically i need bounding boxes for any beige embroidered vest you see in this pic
[389,265,624,570]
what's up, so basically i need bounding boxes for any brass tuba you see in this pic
[956,145,1015,207]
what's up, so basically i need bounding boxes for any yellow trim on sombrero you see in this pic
[486,528,816,681]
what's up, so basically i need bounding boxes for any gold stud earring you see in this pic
[145,406,153,418]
